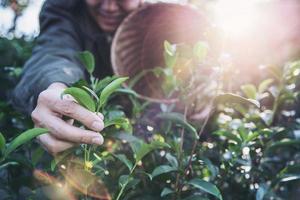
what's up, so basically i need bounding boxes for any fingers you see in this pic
[42,113,104,145]
[37,134,75,155]
[50,95,104,132]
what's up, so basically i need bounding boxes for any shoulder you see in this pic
[42,0,82,10]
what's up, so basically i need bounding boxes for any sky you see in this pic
[0,0,183,38]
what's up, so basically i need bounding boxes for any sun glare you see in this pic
[213,0,263,37]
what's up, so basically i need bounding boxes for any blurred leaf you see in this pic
[165,153,178,168]
[114,154,133,171]
[151,165,177,179]
[188,178,222,200]
[5,128,48,157]
[280,174,300,182]
[241,84,257,99]
[258,79,273,94]
[215,93,260,108]
[214,130,242,145]
[63,87,96,112]
[32,147,45,166]
[256,183,268,200]
[202,157,218,179]
[115,88,138,97]
[193,41,208,62]
[0,132,6,154]
[105,118,129,128]
[157,112,198,139]
[266,139,300,154]
[161,187,174,197]
[78,51,95,74]
[164,40,176,56]
[99,77,128,108]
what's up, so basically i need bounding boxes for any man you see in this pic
[12,0,144,154]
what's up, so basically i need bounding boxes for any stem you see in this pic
[115,163,138,200]
[173,107,188,200]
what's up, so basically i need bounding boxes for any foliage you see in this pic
[0,35,300,200]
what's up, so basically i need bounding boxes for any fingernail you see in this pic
[92,121,103,131]
[96,112,104,120]
[92,137,103,145]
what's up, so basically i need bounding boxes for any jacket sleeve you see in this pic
[11,0,86,115]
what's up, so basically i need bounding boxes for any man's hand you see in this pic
[31,82,104,155]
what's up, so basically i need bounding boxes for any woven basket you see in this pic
[111,3,208,103]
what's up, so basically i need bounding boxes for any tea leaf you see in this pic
[151,165,177,179]
[265,139,300,154]
[95,76,118,94]
[164,40,176,56]
[241,84,257,99]
[188,178,223,200]
[63,87,96,112]
[5,128,48,157]
[256,183,268,200]
[161,187,174,197]
[258,79,273,94]
[104,118,129,128]
[78,51,95,74]
[0,132,6,154]
[99,77,128,108]
[157,112,198,139]
[165,153,178,168]
[114,154,133,171]
[215,93,260,108]
[193,41,208,62]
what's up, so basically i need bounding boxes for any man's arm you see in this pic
[11,0,104,154]
[12,0,85,115]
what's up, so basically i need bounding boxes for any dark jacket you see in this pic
[12,0,113,115]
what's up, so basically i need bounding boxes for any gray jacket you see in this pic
[12,0,113,115]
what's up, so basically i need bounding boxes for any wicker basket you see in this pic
[111,3,209,104]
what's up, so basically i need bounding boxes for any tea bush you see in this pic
[0,20,300,200]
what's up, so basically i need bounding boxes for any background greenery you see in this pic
[1,0,300,200]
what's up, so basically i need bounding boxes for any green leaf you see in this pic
[161,187,174,197]
[202,157,218,179]
[193,41,208,62]
[119,175,130,187]
[157,112,198,139]
[78,51,95,74]
[5,128,48,157]
[95,76,117,94]
[164,40,176,56]
[165,153,178,168]
[99,77,128,108]
[104,118,129,128]
[31,147,45,166]
[134,140,170,163]
[134,142,150,163]
[115,88,138,97]
[256,183,268,200]
[188,178,222,200]
[280,174,300,182]
[241,84,257,99]
[258,79,273,94]
[215,93,260,108]
[151,165,177,179]
[214,130,242,145]
[63,87,96,112]
[114,154,133,171]
[0,132,6,154]
[164,41,178,68]
[266,139,300,154]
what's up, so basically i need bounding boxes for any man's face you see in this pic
[86,0,143,33]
